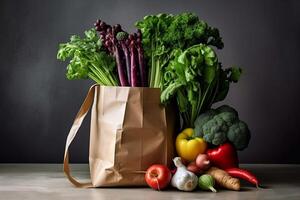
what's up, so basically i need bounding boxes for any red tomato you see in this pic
[145,164,172,190]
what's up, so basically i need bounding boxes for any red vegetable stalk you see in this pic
[225,168,259,187]
[113,39,128,86]
[116,32,131,86]
[95,21,129,86]
[122,41,131,85]
[136,30,147,87]
[95,20,147,87]
[129,36,138,87]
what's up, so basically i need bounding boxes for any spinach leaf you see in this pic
[161,44,241,128]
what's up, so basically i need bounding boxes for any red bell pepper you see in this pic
[206,143,239,169]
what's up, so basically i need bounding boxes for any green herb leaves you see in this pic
[57,28,118,85]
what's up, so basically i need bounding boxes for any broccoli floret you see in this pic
[194,109,218,137]
[217,112,238,127]
[227,121,251,150]
[201,112,237,145]
[116,32,128,41]
[194,104,251,150]
[202,122,227,146]
[216,105,239,117]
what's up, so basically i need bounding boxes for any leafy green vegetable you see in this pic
[135,14,171,88]
[135,12,224,88]
[194,105,251,150]
[161,44,241,127]
[57,28,118,85]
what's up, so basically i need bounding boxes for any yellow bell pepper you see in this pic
[176,128,207,162]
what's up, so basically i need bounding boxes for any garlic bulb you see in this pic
[171,157,198,191]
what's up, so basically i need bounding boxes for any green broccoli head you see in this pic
[201,112,237,145]
[217,112,238,127]
[227,121,251,150]
[194,104,251,150]
[194,109,218,137]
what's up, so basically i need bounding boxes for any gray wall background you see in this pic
[1,0,299,163]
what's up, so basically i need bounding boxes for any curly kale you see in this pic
[135,12,224,88]
[162,12,224,50]
[194,105,251,150]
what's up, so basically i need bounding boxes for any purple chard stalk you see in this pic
[136,30,147,87]
[129,34,138,87]
[116,32,131,86]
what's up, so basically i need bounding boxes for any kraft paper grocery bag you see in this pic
[63,85,176,187]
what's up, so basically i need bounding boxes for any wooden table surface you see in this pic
[0,164,300,200]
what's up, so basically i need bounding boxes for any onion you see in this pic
[196,154,210,170]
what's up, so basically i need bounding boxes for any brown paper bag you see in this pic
[63,85,176,187]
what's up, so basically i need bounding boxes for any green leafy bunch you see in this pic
[161,44,242,128]
[57,28,118,85]
[135,12,223,88]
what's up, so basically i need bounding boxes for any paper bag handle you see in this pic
[63,85,98,188]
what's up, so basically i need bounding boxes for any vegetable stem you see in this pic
[149,37,156,87]
[209,186,217,193]
[88,72,104,85]
[57,28,119,86]
[114,45,129,86]
[121,42,131,86]
[154,59,160,88]
[198,83,212,117]
[130,40,138,87]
